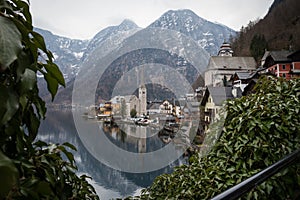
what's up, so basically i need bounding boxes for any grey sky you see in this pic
[30,0,274,40]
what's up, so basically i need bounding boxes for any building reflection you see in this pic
[37,110,180,199]
[101,122,164,153]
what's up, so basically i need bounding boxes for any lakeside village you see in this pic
[81,43,300,146]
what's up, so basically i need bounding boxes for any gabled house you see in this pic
[230,71,260,92]
[201,86,242,132]
[204,43,257,86]
[287,50,300,77]
[262,50,300,79]
[98,101,113,116]
[159,100,173,114]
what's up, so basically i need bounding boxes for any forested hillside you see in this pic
[231,0,300,61]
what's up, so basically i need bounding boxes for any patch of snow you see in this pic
[73,52,84,59]
[203,32,213,36]
[52,52,59,60]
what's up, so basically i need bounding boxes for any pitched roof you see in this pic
[262,50,292,63]
[232,71,259,80]
[270,50,292,62]
[207,56,256,70]
[123,95,138,103]
[201,86,239,106]
[234,71,252,80]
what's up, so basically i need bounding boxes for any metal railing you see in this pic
[211,148,300,200]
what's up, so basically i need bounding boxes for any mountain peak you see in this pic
[161,9,206,22]
[166,9,199,16]
[148,8,206,30]
[119,19,139,28]
[148,9,236,55]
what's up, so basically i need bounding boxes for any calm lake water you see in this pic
[38,110,185,199]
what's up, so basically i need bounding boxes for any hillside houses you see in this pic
[202,43,300,134]
[262,50,300,79]
[202,43,256,128]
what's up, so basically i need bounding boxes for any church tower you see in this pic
[217,42,233,57]
[138,84,147,116]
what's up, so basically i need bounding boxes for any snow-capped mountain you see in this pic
[35,28,89,83]
[82,19,140,61]
[36,9,236,103]
[148,9,236,55]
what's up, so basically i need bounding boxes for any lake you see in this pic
[38,109,188,199]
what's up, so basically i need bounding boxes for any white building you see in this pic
[204,43,257,87]
[110,84,147,117]
[138,84,147,116]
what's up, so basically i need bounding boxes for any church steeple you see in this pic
[138,67,147,116]
[138,84,147,116]
[217,42,233,56]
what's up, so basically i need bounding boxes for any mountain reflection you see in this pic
[38,110,180,199]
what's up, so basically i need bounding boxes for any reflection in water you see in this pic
[102,122,167,153]
[38,110,183,199]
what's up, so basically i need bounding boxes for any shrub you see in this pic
[140,76,300,199]
[0,0,98,199]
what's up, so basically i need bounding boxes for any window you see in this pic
[282,64,286,70]
[282,73,286,78]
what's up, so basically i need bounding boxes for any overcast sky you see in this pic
[30,0,274,40]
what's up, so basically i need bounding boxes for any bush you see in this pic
[140,76,300,199]
[0,0,98,199]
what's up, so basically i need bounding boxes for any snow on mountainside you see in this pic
[35,28,89,83]
[35,19,139,84]
[36,9,236,103]
[148,9,236,55]
[82,19,140,61]
[36,10,234,84]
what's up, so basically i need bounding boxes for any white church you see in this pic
[110,84,147,117]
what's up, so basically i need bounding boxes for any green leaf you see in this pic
[28,110,40,142]
[14,0,32,24]
[33,96,46,119]
[0,150,19,198]
[34,140,48,148]
[19,68,36,94]
[44,73,58,101]
[36,181,52,195]
[0,85,19,126]
[30,31,48,54]
[63,142,77,151]
[0,16,22,71]
[44,62,65,87]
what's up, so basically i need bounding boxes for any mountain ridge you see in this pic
[148,9,236,55]
[231,0,300,58]
[36,9,236,103]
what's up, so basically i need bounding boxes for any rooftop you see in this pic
[207,56,257,70]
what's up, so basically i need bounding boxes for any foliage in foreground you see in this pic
[0,0,98,199]
[140,76,300,199]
